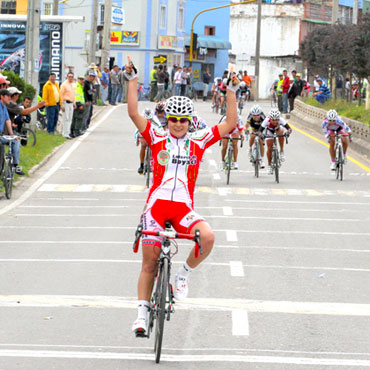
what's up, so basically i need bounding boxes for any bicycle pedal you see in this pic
[135,328,148,338]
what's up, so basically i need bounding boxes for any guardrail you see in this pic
[290,99,370,156]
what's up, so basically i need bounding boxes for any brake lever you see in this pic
[194,229,203,258]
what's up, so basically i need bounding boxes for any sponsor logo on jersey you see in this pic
[158,150,170,165]
[172,155,197,165]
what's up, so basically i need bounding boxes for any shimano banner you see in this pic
[0,21,63,87]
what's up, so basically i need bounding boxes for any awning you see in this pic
[185,35,232,50]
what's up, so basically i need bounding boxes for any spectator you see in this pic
[0,76,10,89]
[242,70,251,88]
[180,66,188,96]
[171,64,177,93]
[291,70,297,82]
[281,69,290,113]
[174,67,182,96]
[93,64,102,104]
[270,73,284,112]
[164,65,170,95]
[60,72,76,139]
[117,67,126,103]
[149,65,158,101]
[109,65,120,105]
[186,66,193,97]
[155,64,166,102]
[83,71,95,130]
[313,78,331,104]
[288,73,305,112]
[100,65,109,105]
[7,87,45,133]
[42,72,61,134]
[335,74,344,99]
[71,76,85,137]
[202,68,211,101]
[313,74,320,92]
[0,89,24,175]
[86,62,97,76]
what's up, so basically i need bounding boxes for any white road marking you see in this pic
[3,295,370,317]
[226,199,370,205]
[1,349,370,365]
[222,206,233,216]
[226,230,238,242]
[230,261,245,277]
[0,106,118,217]
[206,148,213,154]
[212,173,221,180]
[232,309,249,335]
[208,159,217,168]
[218,188,232,196]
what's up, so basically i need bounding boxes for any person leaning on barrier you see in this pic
[0,89,25,175]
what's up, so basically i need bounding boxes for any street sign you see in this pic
[112,7,124,25]
[153,55,167,64]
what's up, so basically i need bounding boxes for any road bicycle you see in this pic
[212,93,220,114]
[249,132,264,178]
[267,132,289,184]
[133,223,202,363]
[143,146,152,188]
[221,136,243,185]
[332,132,347,181]
[0,135,22,199]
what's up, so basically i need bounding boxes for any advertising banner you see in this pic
[121,31,139,46]
[110,31,122,44]
[0,21,63,87]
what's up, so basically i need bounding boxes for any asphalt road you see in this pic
[0,99,369,370]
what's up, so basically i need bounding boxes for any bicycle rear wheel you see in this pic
[273,150,279,183]
[154,258,169,363]
[4,158,13,199]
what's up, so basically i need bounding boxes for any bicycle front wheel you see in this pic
[154,258,169,363]
[273,150,279,183]
[336,146,344,181]
[226,148,232,185]
[23,127,37,146]
[4,158,13,199]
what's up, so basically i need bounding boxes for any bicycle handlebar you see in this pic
[133,224,203,258]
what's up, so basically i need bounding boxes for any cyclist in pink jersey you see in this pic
[125,57,239,336]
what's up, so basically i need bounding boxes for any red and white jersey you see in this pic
[141,122,220,207]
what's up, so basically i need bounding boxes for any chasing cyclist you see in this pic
[245,105,266,169]
[322,109,352,171]
[125,57,239,336]
[258,108,292,175]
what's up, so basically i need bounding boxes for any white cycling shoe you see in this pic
[132,317,148,337]
[233,162,239,170]
[280,152,286,162]
[260,161,265,169]
[174,275,189,301]
[330,162,336,171]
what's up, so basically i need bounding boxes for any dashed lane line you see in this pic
[232,309,249,336]
[230,261,245,277]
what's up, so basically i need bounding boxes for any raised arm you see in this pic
[125,57,148,133]
[217,73,239,138]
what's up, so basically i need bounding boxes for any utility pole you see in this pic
[53,0,58,15]
[25,0,41,93]
[352,0,359,24]
[89,0,99,64]
[331,0,339,24]
[101,0,112,68]
[254,0,262,101]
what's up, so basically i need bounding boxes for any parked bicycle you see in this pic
[266,132,289,184]
[133,223,202,363]
[0,135,22,199]
[332,132,346,181]
[221,136,243,185]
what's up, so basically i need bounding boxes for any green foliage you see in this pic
[1,71,36,103]
[303,98,370,125]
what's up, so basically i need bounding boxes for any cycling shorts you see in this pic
[141,199,204,247]
[328,129,347,136]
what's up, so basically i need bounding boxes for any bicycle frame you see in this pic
[331,132,346,181]
[221,136,243,185]
[265,132,288,184]
[249,132,263,178]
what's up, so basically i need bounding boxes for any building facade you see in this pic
[185,0,231,86]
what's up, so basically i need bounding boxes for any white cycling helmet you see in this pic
[165,96,194,116]
[269,108,281,120]
[326,109,338,121]
[240,81,246,88]
[142,108,153,120]
[251,104,262,115]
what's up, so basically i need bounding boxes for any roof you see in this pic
[185,35,232,50]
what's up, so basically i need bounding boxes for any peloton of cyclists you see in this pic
[211,77,227,113]
[322,109,352,171]
[220,114,244,170]
[258,108,292,175]
[125,56,240,336]
[245,105,266,169]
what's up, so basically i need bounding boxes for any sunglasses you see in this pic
[167,115,191,124]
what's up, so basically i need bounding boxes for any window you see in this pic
[160,5,166,29]
[204,26,215,36]
[178,7,184,30]
[44,3,52,15]
[1,0,16,14]
[99,4,105,25]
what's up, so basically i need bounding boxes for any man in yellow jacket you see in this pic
[42,72,62,134]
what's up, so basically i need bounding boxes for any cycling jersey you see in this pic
[259,116,291,135]
[141,122,221,208]
[247,113,266,130]
[322,118,351,137]
[217,82,227,95]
